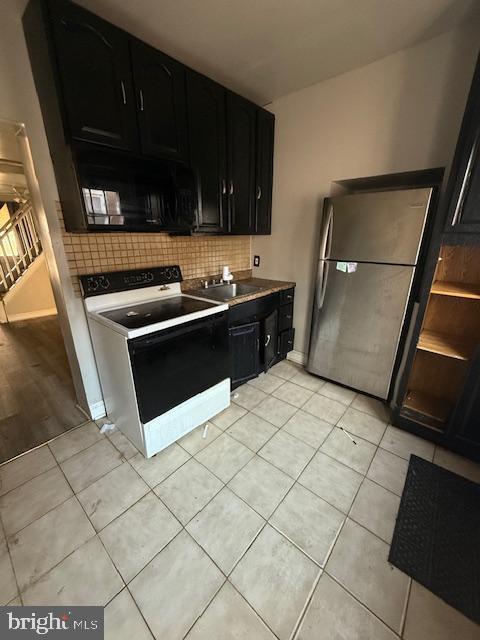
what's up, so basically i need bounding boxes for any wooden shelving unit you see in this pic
[417,330,472,361]
[401,245,480,432]
[403,390,451,425]
[431,280,480,300]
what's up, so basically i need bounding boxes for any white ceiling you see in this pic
[78,0,479,104]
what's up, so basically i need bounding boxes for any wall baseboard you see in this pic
[6,308,57,322]
[287,349,307,366]
[87,400,107,421]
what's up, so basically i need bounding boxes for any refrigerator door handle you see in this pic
[316,260,330,310]
[319,202,334,260]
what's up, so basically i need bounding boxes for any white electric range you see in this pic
[82,266,230,458]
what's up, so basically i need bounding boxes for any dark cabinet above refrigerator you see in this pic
[23,0,274,235]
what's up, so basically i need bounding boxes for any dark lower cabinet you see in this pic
[229,287,295,389]
[187,73,228,232]
[229,322,260,387]
[131,40,188,161]
[49,0,138,151]
[263,309,278,369]
[227,93,256,234]
[255,109,274,234]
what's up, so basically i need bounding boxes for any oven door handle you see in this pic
[129,313,225,353]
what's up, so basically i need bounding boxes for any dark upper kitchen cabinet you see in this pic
[227,93,256,234]
[49,0,138,151]
[131,41,188,161]
[23,0,275,234]
[187,74,228,232]
[444,54,480,237]
[254,109,275,234]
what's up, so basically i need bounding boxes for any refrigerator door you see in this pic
[325,188,432,265]
[307,260,415,399]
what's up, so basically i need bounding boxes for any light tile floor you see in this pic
[0,361,479,639]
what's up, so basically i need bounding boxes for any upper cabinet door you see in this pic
[227,93,256,234]
[49,0,138,151]
[187,73,227,232]
[131,41,188,161]
[445,54,480,235]
[254,109,274,234]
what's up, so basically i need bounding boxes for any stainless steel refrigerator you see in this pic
[306,188,432,399]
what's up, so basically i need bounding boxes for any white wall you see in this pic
[0,0,103,416]
[253,26,479,358]
[3,254,57,321]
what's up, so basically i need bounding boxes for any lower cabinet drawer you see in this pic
[279,328,294,354]
[279,303,294,332]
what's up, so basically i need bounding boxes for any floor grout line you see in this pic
[400,577,413,638]
[2,364,475,637]
[0,418,91,470]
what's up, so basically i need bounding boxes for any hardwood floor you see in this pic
[0,315,86,463]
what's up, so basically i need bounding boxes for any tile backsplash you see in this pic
[56,204,251,296]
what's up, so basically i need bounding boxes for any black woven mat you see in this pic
[388,455,480,624]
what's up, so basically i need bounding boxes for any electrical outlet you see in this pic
[253,255,260,267]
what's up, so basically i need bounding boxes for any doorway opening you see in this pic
[0,120,86,463]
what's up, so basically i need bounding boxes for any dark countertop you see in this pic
[186,276,295,306]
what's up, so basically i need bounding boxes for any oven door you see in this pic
[128,312,229,424]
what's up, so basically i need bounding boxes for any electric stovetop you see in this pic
[99,295,219,329]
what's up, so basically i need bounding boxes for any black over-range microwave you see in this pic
[75,145,198,233]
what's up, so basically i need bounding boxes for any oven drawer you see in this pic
[278,303,294,332]
[129,312,229,424]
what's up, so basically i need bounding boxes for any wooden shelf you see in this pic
[403,390,451,425]
[431,280,480,300]
[417,330,471,361]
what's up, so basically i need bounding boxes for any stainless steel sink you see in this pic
[194,282,263,301]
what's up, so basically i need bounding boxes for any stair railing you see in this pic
[0,202,42,294]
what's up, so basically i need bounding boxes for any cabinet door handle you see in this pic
[229,180,234,195]
[451,135,478,226]
[120,81,127,105]
[256,186,262,200]
[139,89,145,112]
[285,314,292,319]
[265,334,271,347]
[221,179,227,195]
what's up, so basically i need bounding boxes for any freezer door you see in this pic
[325,188,432,264]
[307,261,415,399]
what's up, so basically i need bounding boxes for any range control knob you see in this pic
[165,268,172,280]
[87,276,99,292]
[172,266,180,280]
[98,275,110,290]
